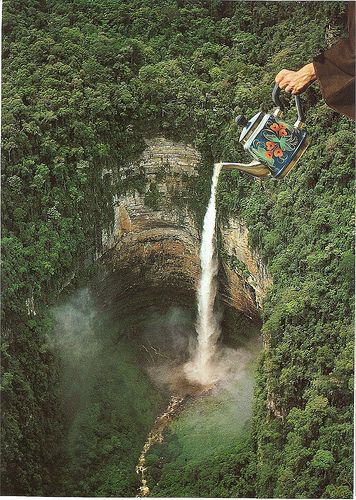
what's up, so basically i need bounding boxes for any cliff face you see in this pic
[102,137,201,252]
[220,217,272,319]
[96,137,271,320]
[95,137,201,320]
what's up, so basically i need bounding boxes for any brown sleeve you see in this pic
[313,1,355,120]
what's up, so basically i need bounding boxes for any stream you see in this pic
[135,395,185,497]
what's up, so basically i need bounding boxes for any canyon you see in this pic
[87,137,272,495]
[95,136,271,323]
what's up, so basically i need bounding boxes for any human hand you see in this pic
[275,63,317,95]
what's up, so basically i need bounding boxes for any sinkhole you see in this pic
[50,140,263,496]
[49,221,261,496]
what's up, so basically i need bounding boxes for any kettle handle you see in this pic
[272,83,305,124]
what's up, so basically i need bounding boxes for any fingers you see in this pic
[275,66,314,95]
[275,69,289,83]
[278,80,288,89]
[275,69,297,93]
[275,69,300,95]
[279,80,293,93]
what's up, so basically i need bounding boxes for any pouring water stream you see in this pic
[136,163,223,496]
[184,162,222,385]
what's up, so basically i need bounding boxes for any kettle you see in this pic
[220,84,309,179]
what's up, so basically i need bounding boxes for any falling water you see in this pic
[184,163,222,386]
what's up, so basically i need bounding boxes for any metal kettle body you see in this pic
[221,84,309,179]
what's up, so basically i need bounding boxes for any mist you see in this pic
[140,305,194,364]
[143,303,260,397]
[48,288,106,426]
[50,288,98,365]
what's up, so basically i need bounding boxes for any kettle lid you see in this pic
[236,112,263,143]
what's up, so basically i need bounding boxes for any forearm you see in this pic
[300,63,317,82]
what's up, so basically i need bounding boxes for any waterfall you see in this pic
[184,163,222,385]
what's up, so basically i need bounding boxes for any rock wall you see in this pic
[220,217,272,319]
[102,136,200,252]
[96,137,202,316]
[97,136,271,319]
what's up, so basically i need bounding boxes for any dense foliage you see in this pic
[219,112,354,498]
[50,290,163,496]
[2,0,353,498]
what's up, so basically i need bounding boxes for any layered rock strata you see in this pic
[96,137,201,319]
[96,137,271,320]
[220,217,272,318]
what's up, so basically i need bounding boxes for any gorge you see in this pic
[48,137,266,496]
[94,137,269,496]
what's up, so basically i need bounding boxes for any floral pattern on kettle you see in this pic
[251,117,301,169]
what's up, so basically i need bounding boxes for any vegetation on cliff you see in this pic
[2,0,353,498]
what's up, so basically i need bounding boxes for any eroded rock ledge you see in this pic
[95,137,200,318]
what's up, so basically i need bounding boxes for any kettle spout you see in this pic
[220,160,271,178]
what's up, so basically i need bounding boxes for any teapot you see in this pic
[220,84,309,179]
